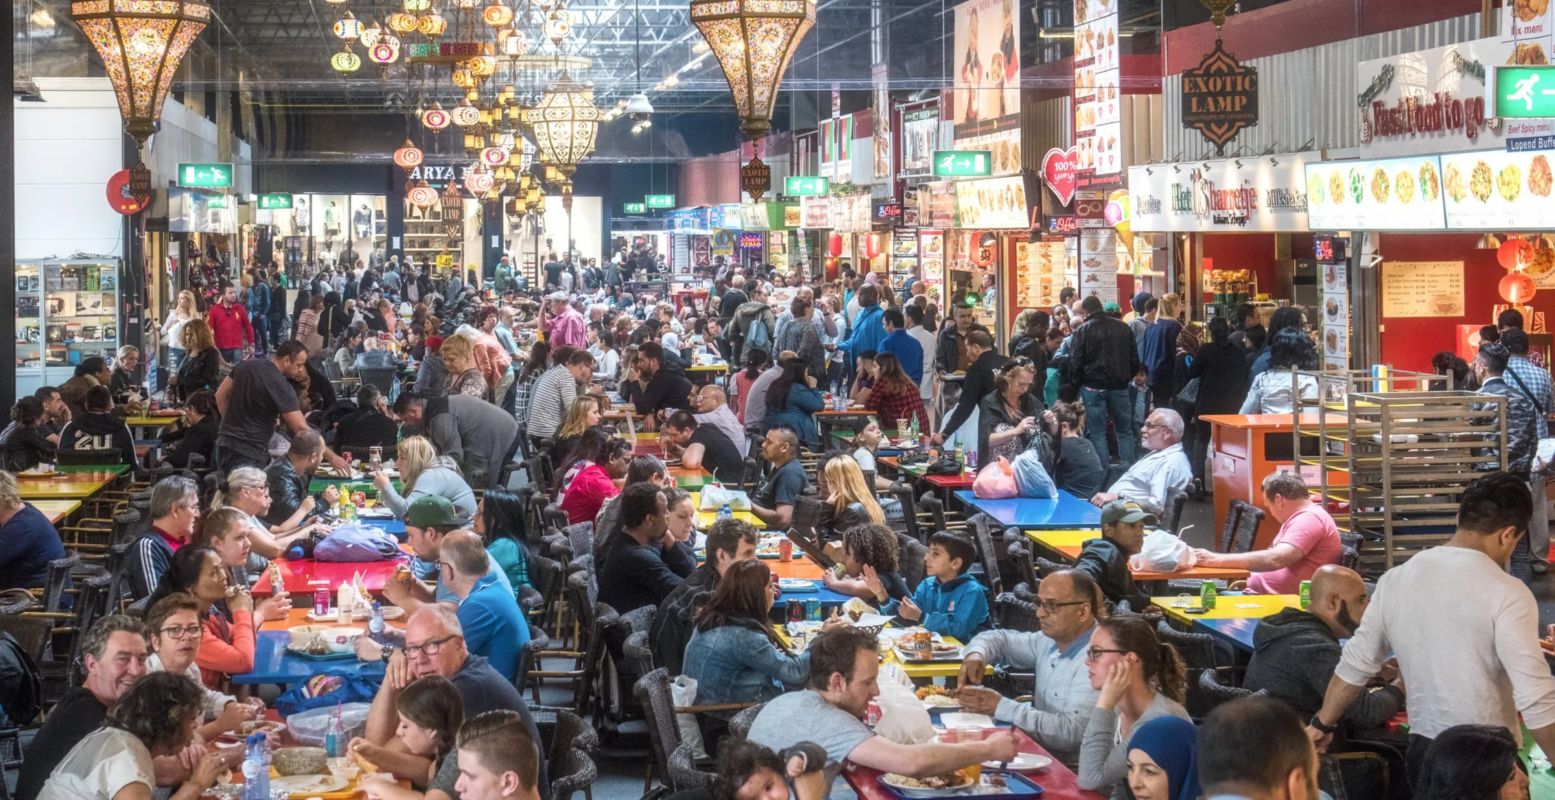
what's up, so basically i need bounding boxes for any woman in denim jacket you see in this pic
[684,561,836,711]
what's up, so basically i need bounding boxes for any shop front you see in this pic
[246,192,389,280]
[945,173,1032,344]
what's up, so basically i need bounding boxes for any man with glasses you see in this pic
[1089,408,1191,516]
[952,569,1104,768]
[379,496,513,616]
[126,475,201,602]
[357,605,549,800]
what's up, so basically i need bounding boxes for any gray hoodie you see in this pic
[1244,608,1403,731]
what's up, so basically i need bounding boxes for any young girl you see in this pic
[355,675,466,796]
[818,455,885,539]
[822,522,911,607]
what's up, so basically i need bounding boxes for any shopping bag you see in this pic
[972,457,1019,499]
[1128,530,1197,574]
[1010,450,1057,499]
[670,674,708,760]
[313,523,402,562]
[698,485,751,511]
[873,663,935,745]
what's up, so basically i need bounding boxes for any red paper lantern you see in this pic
[828,233,844,258]
[1499,238,1533,271]
[1500,272,1538,304]
[865,232,885,259]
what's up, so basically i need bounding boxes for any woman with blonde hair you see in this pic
[441,333,489,400]
[211,466,326,561]
[161,290,198,374]
[171,318,221,402]
[818,455,885,538]
[552,395,602,466]
[373,435,476,523]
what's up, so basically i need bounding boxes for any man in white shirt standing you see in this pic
[1308,472,1555,790]
[906,304,938,427]
[1089,408,1191,516]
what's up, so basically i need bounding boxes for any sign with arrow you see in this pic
[645,194,676,209]
[258,193,293,210]
[178,162,233,189]
[932,150,993,178]
[624,202,647,214]
[784,176,829,196]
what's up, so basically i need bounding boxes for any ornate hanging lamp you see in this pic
[394,140,425,171]
[523,73,600,209]
[70,0,212,195]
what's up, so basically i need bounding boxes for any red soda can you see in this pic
[787,600,805,622]
[313,588,330,617]
[865,700,882,727]
[352,491,367,507]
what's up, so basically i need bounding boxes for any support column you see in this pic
[1,5,17,406]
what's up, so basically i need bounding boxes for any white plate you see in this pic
[270,773,350,795]
[879,774,977,798]
[921,695,962,710]
[851,613,893,628]
[982,753,1052,771]
[940,712,996,729]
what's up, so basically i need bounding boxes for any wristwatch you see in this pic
[1308,714,1337,735]
[380,644,396,663]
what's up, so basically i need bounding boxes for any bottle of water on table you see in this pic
[242,733,271,800]
[718,504,732,522]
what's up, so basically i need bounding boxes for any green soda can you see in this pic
[1300,580,1311,610]
[1200,580,1217,611]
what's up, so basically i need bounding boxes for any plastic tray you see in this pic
[878,771,1045,800]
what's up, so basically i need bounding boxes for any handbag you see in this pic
[924,454,962,475]
[1174,377,1201,409]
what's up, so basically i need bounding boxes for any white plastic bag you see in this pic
[670,674,708,760]
[286,702,372,747]
[873,663,935,745]
[1128,530,1197,574]
[698,485,752,511]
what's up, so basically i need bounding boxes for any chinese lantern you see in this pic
[828,232,843,257]
[393,140,424,171]
[1499,238,1533,271]
[1501,272,1538,304]
[865,232,885,259]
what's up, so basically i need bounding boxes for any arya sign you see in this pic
[1180,40,1259,153]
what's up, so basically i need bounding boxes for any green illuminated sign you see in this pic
[645,194,675,209]
[258,193,293,210]
[624,202,647,214]
[1496,66,1555,118]
[784,176,829,196]
[207,195,230,209]
[932,150,993,178]
[178,162,233,189]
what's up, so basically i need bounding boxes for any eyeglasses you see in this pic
[159,624,204,639]
[1086,647,1129,662]
[1035,599,1087,614]
[403,634,458,658]
[1002,357,1034,371]
[1141,421,1170,431]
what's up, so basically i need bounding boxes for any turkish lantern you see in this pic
[408,181,439,208]
[1501,272,1538,304]
[1499,238,1533,271]
[421,102,450,130]
[828,232,843,257]
[393,140,424,171]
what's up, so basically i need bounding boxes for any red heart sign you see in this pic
[1041,147,1079,207]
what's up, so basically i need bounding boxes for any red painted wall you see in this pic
[1164,0,1482,76]
[678,155,742,207]
[1202,233,1279,304]
[1375,234,1540,372]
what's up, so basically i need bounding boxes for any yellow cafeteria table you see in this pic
[1024,529,1252,582]
[32,499,82,524]
[16,469,124,500]
[780,626,989,681]
[122,411,184,438]
[1150,593,1300,624]
[689,491,764,528]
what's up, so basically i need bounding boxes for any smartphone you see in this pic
[1183,606,1210,615]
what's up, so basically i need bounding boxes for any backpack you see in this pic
[0,630,43,727]
[745,313,773,353]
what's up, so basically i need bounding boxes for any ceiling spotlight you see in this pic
[625,91,653,121]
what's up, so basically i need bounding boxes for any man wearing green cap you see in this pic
[380,495,512,616]
[1074,500,1154,610]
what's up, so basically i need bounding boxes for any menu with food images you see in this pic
[1322,260,1349,370]
[1441,150,1555,240]
[1074,0,1120,179]
[1305,156,1446,231]
[1019,240,1072,310]
[953,175,1029,229]
[919,230,946,291]
[891,229,919,285]
[1079,230,1119,304]
[1380,260,1465,318]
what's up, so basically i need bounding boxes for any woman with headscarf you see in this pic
[1125,716,1202,800]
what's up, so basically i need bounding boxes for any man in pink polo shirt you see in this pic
[1192,470,1341,594]
[541,292,587,351]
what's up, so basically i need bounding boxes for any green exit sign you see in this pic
[258,193,293,210]
[1496,66,1555,118]
[933,150,992,177]
[645,194,675,209]
[624,202,647,214]
[178,162,232,189]
[207,195,230,209]
[785,176,829,196]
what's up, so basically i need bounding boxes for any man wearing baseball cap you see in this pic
[379,496,512,617]
[1074,500,1155,610]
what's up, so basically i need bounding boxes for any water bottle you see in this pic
[369,601,386,643]
[324,702,345,757]
[718,504,733,522]
[242,733,271,800]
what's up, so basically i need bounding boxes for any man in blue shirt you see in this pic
[841,284,887,367]
[439,530,530,681]
[381,495,512,615]
[751,425,809,529]
[0,470,64,589]
[877,308,924,386]
[953,569,1103,768]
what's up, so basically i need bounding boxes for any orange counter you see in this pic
[1199,413,1346,551]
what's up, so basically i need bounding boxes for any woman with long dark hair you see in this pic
[475,488,532,591]
[147,546,289,690]
[1,395,57,470]
[684,560,817,710]
[1038,401,1105,498]
[762,359,824,446]
[557,433,631,525]
[1077,615,1191,799]
[317,290,347,348]
[160,390,220,469]
[351,675,465,791]
[1416,724,1527,800]
[1239,328,1319,415]
[1185,317,1250,491]
[733,347,770,421]
[862,352,929,436]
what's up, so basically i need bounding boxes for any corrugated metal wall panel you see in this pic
[1162,14,1481,161]
[1023,97,1072,170]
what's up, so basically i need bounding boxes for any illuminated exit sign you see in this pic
[784,176,829,196]
[932,150,992,178]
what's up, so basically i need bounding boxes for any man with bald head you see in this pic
[1193,471,1341,594]
[356,604,548,800]
[1245,565,1404,733]
[694,383,749,455]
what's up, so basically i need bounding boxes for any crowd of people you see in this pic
[3,249,1553,800]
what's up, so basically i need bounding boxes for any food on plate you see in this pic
[1532,155,1553,197]
[240,720,284,736]
[1499,164,1523,202]
[1348,168,1365,204]
[1445,162,1466,203]
[916,685,953,700]
[1370,168,1390,203]
[1526,239,1555,280]
[1516,42,1549,65]
[1394,169,1415,203]
[1329,172,1345,205]
[882,773,974,790]
[1518,0,1550,21]
[843,597,873,621]
[1325,330,1339,353]
[1307,174,1324,206]
[1471,160,1494,202]
[1419,162,1441,201]
[1325,298,1340,320]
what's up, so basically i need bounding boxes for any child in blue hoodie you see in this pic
[886,531,990,642]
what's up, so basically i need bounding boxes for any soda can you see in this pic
[353,491,367,507]
[1299,580,1311,610]
[806,598,822,621]
[787,599,805,622]
[313,588,330,617]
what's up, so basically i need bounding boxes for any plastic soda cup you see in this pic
[1299,580,1311,610]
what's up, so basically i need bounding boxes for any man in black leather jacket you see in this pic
[1073,500,1152,611]
[1065,296,1144,465]
[264,429,339,527]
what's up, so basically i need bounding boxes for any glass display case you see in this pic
[16,258,121,392]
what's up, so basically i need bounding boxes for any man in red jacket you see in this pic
[207,284,254,364]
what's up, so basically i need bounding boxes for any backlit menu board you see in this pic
[1441,149,1555,230]
[1074,0,1121,181]
[1304,155,1447,231]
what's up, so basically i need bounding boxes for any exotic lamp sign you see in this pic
[70,0,212,195]
[690,0,815,142]
[394,140,425,171]
[523,74,601,210]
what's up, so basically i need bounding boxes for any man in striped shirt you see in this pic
[1502,328,1554,576]
[525,349,596,442]
[125,476,200,602]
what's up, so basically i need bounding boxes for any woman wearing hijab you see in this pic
[1125,716,1202,800]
